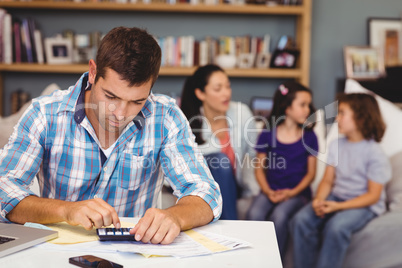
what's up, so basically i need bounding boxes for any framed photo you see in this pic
[44,36,73,64]
[367,17,402,66]
[237,53,255,69]
[343,46,386,80]
[269,49,299,68]
[256,53,271,69]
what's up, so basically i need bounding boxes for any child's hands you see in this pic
[276,189,294,202]
[264,190,282,203]
[312,199,325,218]
[321,201,341,214]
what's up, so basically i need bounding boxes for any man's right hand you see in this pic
[63,198,120,230]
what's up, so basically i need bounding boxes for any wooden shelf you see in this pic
[0,63,301,78]
[0,1,305,15]
[0,0,312,115]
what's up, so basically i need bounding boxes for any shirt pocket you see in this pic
[117,151,154,191]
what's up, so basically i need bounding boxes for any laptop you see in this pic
[0,222,58,258]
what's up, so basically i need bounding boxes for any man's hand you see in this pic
[63,198,121,230]
[130,208,181,245]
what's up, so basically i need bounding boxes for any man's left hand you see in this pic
[130,208,181,245]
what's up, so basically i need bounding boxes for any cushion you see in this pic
[387,151,402,211]
[344,79,402,158]
[0,83,60,148]
[311,109,328,194]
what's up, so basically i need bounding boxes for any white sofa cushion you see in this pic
[344,79,402,158]
[0,83,61,148]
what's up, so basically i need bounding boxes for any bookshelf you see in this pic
[0,0,312,115]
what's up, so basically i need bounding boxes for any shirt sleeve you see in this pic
[0,102,46,222]
[326,139,339,167]
[159,105,222,222]
[367,143,392,185]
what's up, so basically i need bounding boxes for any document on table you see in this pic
[38,223,252,258]
[107,229,251,258]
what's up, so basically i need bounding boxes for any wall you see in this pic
[310,0,402,109]
[3,1,402,115]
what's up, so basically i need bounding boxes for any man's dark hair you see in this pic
[95,26,161,87]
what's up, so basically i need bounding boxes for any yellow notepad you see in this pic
[46,222,134,244]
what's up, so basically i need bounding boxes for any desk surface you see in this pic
[0,219,282,268]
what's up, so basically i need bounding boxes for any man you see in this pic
[0,27,222,245]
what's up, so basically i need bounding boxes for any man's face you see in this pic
[87,65,152,135]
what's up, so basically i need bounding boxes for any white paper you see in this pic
[37,230,252,258]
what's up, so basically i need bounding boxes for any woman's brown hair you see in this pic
[337,93,386,142]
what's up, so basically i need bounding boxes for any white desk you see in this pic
[0,219,282,268]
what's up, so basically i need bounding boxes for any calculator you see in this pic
[96,227,137,241]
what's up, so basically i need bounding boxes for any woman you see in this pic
[180,64,258,220]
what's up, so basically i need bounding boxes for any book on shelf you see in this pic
[0,9,5,63]
[12,19,21,63]
[34,29,44,63]
[27,18,39,63]
[156,33,273,69]
[2,12,12,64]
[21,19,33,63]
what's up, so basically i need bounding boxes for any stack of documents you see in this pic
[33,222,251,258]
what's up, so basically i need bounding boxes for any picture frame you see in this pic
[44,35,73,64]
[367,17,402,66]
[269,49,299,68]
[256,53,271,69]
[237,53,255,69]
[343,46,386,80]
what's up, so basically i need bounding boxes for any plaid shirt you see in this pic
[0,73,222,222]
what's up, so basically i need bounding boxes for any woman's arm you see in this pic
[322,180,383,213]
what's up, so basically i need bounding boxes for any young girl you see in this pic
[291,93,391,268]
[247,81,318,258]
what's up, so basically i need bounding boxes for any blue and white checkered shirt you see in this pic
[0,72,222,222]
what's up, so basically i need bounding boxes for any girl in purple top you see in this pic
[291,93,391,268]
[247,81,318,259]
